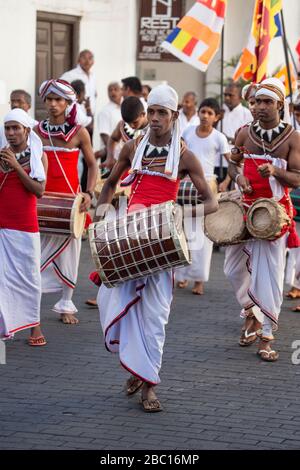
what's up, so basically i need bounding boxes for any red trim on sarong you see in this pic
[120,360,158,386]
[104,283,146,345]
[41,237,72,272]
[9,321,40,334]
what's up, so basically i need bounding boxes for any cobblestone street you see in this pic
[1,241,300,450]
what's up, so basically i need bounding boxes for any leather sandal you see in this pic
[257,336,279,362]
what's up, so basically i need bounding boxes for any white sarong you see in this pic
[224,235,287,330]
[0,229,41,339]
[98,271,173,385]
[40,234,81,313]
[176,234,213,283]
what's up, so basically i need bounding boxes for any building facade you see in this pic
[0,0,299,122]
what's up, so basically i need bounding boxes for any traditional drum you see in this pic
[94,172,131,199]
[37,192,86,239]
[89,200,191,288]
[204,191,249,245]
[177,177,218,206]
[246,198,291,240]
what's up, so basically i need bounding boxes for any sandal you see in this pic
[85,299,98,308]
[292,305,300,312]
[28,336,47,347]
[285,288,300,299]
[177,280,188,289]
[126,376,144,396]
[257,336,279,362]
[239,309,261,347]
[141,398,163,413]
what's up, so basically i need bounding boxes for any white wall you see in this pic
[0,0,137,121]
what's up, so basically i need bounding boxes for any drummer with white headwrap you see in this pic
[0,109,47,345]
[225,77,300,361]
[35,79,98,325]
[94,84,218,412]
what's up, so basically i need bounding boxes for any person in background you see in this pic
[217,82,253,188]
[142,84,152,102]
[178,92,200,135]
[121,76,147,111]
[61,51,97,191]
[0,90,37,142]
[96,82,122,164]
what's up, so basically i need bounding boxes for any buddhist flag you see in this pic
[161,0,227,72]
[233,0,282,82]
[274,64,297,96]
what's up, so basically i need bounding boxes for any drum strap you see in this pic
[0,173,9,193]
[47,128,76,196]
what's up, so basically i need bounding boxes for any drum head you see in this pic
[205,199,245,244]
[70,194,86,239]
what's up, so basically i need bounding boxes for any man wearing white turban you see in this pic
[225,77,300,361]
[94,84,218,412]
[35,79,98,325]
[0,109,47,345]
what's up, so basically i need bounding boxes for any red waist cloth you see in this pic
[90,173,180,286]
[128,174,180,212]
[45,149,80,194]
[0,168,38,232]
[243,158,300,247]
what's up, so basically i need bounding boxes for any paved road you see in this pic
[1,241,300,450]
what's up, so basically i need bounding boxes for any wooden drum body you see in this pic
[246,198,290,240]
[177,177,217,206]
[89,201,191,288]
[204,191,249,245]
[37,192,86,239]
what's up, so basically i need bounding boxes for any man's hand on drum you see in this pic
[257,163,275,178]
[0,148,19,170]
[80,193,92,212]
[236,175,253,194]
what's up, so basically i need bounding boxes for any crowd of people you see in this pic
[1,48,300,413]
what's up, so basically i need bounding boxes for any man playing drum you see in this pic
[94,84,218,412]
[0,109,47,345]
[35,79,98,325]
[226,77,300,361]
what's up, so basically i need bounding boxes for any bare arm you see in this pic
[259,132,300,189]
[180,150,218,215]
[0,149,47,198]
[79,127,98,211]
[100,133,109,148]
[94,140,133,222]
[105,122,122,169]
[227,128,252,193]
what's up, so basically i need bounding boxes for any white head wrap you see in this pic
[255,77,291,123]
[1,109,45,181]
[130,84,181,180]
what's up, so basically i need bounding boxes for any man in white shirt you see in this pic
[217,82,253,185]
[178,92,200,135]
[97,82,122,160]
[61,50,97,115]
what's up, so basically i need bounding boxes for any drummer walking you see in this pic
[0,109,47,345]
[176,98,230,295]
[34,79,97,326]
[225,77,300,361]
[95,85,217,412]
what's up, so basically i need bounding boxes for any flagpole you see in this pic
[220,25,224,179]
[280,9,295,126]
